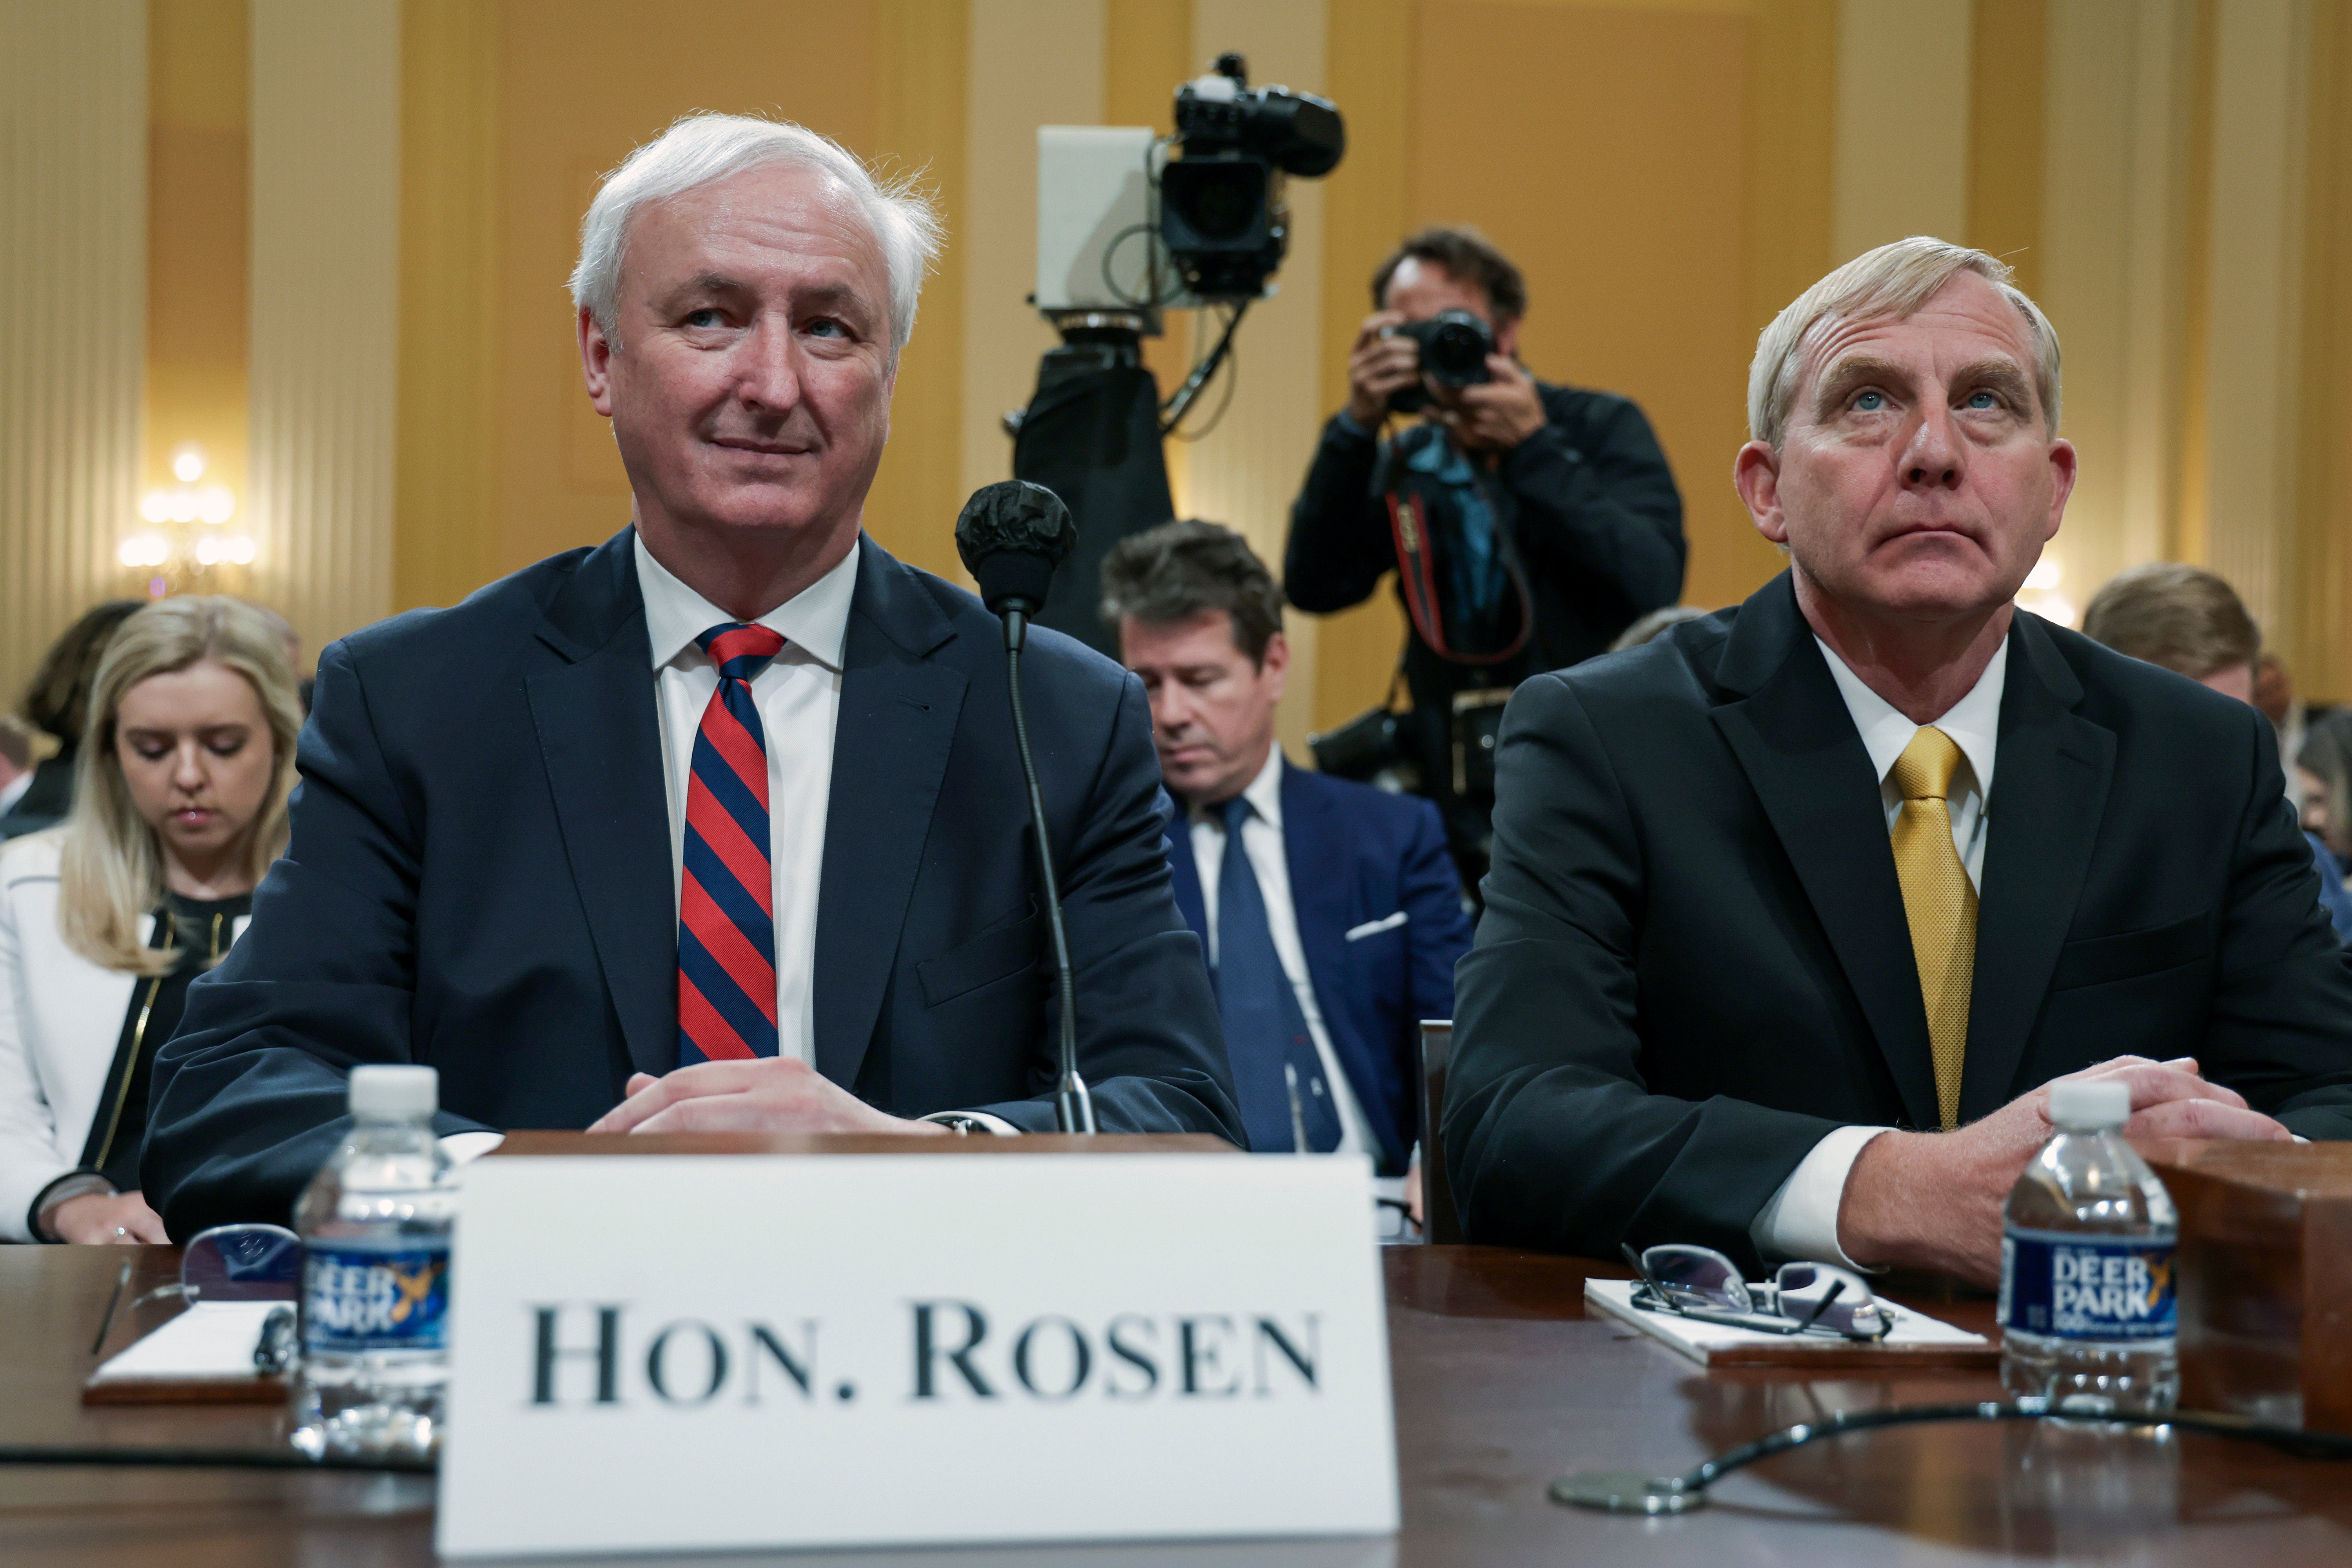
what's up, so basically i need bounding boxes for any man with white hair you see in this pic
[1443,237,2352,1285]
[143,114,1240,1234]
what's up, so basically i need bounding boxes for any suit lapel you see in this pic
[1710,576,1942,1129]
[813,541,967,1090]
[1279,765,1354,1056]
[1165,819,1206,942]
[1962,615,2112,1118]
[524,530,677,1080]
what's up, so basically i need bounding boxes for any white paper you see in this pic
[439,1152,1398,1559]
[1585,1278,1988,1363]
[89,1300,280,1383]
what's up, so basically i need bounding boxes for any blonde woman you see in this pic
[0,597,300,1243]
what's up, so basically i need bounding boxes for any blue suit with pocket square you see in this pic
[1166,757,1472,1173]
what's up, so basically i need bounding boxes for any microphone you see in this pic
[955,481,1096,1135]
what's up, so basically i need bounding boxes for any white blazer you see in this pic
[0,833,247,1240]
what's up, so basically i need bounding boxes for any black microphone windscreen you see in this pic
[955,481,1077,614]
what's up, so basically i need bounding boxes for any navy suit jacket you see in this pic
[143,530,1240,1236]
[1166,760,1471,1171]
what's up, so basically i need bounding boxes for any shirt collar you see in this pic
[1191,744,1286,830]
[633,531,859,674]
[1815,632,2007,800]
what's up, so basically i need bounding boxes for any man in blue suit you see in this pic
[142,115,1237,1235]
[1103,521,1471,1182]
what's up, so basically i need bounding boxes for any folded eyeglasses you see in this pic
[1622,1243,1896,1341]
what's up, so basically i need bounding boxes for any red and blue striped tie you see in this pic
[677,622,786,1065]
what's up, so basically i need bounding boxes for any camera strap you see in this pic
[1384,490,1532,667]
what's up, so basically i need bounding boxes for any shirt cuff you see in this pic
[31,1170,117,1243]
[440,1131,506,1165]
[1749,1125,1891,1270]
[920,1111,1021,1136]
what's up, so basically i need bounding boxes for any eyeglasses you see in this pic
[1622,1243,1895,1341]
[93,1223,305,1358]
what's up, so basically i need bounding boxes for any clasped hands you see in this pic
[586,1056,948,1137]
[1836,1055,2291,1287]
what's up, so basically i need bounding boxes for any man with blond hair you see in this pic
[1444,237,2352,1285]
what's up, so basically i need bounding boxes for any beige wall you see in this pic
[0,1,147,703]
[8,0,2352,711]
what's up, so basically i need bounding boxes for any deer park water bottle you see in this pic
[1998,1076,2180,1414]
[291,1064,456,1460]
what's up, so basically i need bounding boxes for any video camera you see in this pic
[1158,54,1345,302]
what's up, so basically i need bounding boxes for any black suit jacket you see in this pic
[1283,383,1686,695]
[144,530,1240,1235]
[1444,572,2352,1270]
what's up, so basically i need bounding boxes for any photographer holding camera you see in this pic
[1286,228,1684,884]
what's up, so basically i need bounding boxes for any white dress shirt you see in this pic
[0,771,31,818]
[637,533,855,1062]
[1187,749,1377,1158]
[440,536,860,1169]
[1749,636,2009,1268]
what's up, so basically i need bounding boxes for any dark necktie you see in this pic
[1214,796,1342,1153]
[677,622,786,1065]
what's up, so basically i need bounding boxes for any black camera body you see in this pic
[1387,309,1495,414]
[1159,54,1345,302]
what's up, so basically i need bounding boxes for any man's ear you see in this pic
[579,307,617,417]
[1261,629,1290,704]
[1734,441,1789,545]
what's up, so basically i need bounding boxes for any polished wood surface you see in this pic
[2147,1140,2352,1432]
[4,1243,2348,1565]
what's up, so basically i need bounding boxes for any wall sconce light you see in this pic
[122,444,257,594]
[2017,556,2075,627]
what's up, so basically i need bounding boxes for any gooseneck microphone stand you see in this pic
[955,481,1096,1135]
[997,603,1095,1134]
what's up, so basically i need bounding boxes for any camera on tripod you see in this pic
[1159,54,1344,302]
[1012,54,1344,656]
[1385,309,1495,413]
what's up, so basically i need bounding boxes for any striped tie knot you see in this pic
[698,623,786,684]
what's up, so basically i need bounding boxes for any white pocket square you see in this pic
[1345,911,1409,941]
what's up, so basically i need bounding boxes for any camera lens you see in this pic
[1163,160,1268,243]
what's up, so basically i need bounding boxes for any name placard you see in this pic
[436,1140,1397,1558]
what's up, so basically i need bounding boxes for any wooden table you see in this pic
[4,1243,2347,1565]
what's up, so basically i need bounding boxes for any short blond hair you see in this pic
[1748,236,2063,448]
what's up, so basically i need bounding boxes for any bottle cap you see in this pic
[2047,1076,2131,1131]
[349,1064,438,1120]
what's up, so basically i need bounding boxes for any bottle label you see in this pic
[302,1243,450,1353]
[2000,1229,2176,1341]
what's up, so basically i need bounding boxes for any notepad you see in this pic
[84,1301,287,1404]
[1586,1278,1997,1369]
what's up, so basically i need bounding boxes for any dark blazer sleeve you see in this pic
[141,641,494,1236]
[1283,416,1392,615]
[2203,706,2352,1138]
[1501,390,1685,616]
[1441,673,1840,1264]
[959,671,1241,1141]
[1401,797,1471,1041]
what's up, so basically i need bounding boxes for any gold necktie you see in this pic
[1889,726,1976,1129]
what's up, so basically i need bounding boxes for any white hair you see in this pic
[1747,236,2063,448]
[568,113,943,357]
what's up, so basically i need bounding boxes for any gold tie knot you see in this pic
[1891,726,1966,803]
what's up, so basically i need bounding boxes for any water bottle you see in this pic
[291,1064,456,1460]
[1998,1076,2180,1414]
